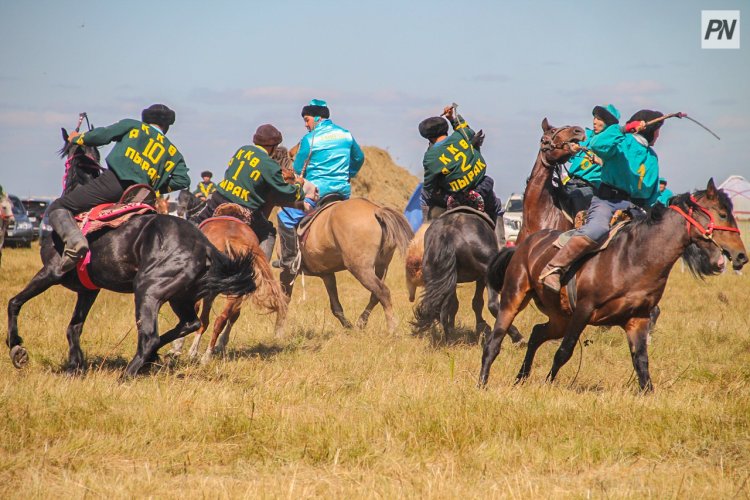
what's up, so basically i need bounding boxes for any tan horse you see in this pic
[405,222,430,302]
[170,213,288,362]
[291,198,413,333]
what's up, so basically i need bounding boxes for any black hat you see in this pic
[629,109,664,144]
[592,105,620,126]
[141,104,175,130]
[301,99,330,119]
[253,124,283,147]
[418,117,449,140]
[201,171,213,178]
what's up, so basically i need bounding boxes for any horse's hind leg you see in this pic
[65,290,99,373]
[185,296,214,358]
[472,281,488,337]
[348,264,397,333]
[546,308,593,384]
[516,316,566,383]
[7,265,64,368]
[440,291,459,333]
[321,273,353,329]
[202,297,242,364]
[356,258,391,330]
[123,292,161,378]
[624,316,654,392]
[487,285,525,345]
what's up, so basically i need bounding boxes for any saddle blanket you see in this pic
[75,202,155,237]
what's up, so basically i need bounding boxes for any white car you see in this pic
[503,193,523,244]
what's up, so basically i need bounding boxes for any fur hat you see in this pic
[301,99,330,119]
[253,124,283,147]
[141,104,175,129]
[418,117,449,140]
[201,171,213,178]
[629,109,664,144]
[592,104,621,126]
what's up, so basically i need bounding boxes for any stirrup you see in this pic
[538,266,562,282]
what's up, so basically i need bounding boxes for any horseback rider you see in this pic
[276,99,365,290]
[191,124,316,259]
[656,177,673,206]
[419,105,506,246]
[193,171,216,201]
[49,104,190,273]
[562,104,621,217]
[540,109,664,293]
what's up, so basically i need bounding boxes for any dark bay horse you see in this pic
[6,131,257,377]
[479,179,748,391]
[516,119,586,243]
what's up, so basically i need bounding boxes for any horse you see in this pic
[479,179,748,391]
[171,210,288,362]
[516,118,586,243]
[6,130,257,378]
[405,222,430,303]
[291,198,413,333]
[411,209,524,343]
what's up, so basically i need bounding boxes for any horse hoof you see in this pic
[10,345,29,369]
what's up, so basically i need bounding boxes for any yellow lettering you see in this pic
[475,158,485,169]
[447,144,459,155]
[232,186,242,197]
[129,129,139,139]
[141,124,150,134]
[638,164,646,190]
[455,152,469,171]
[459,139,469,150]
[243,150,255,160]
[148,167,158,179]
[250,170,261,181]
[240,189,249,201]
[249,157,260,167]
[232,161,245,181]
[133,152,143,166]
[125,147,136,160]
[225,181,235,192]
[441,167,450,175]
[143,139,166,164]
[168,144,176,156]
[235,149,245,160]
[449,181,458,191]
[156,134,164,144]
[457,178,468,189]
[164,160,175,172]
[439,154,451,165]
[141,160,150,171]
[467,171,475,182]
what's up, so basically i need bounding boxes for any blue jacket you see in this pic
[589,125,660,206]
[293,119,365,198]
[566,128,601,187]
[656,187,673,206]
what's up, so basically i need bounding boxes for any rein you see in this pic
[669,195,741,243]
[539,126,578,168]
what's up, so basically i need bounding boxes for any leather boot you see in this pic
[277,222,299,295]
[539,235,599,293]
[495,215,506,248]
[49,209,89,274]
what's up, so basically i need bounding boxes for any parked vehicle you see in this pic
[22,198,52,241]
[39,204,53,240]
[5,195,34,247]
[503,193,523,244]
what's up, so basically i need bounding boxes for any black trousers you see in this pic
[49,170,133,214]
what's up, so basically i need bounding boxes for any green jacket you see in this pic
[422,114,487,195]
[216,145,302,211]
[73,119,190,193]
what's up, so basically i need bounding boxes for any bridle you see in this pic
[669,194,740,248]
[539,126,580,168]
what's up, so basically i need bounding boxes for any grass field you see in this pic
[0,223,748,498]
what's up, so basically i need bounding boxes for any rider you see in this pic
[49,104,190,273]
[276,99,365,289]
[193,171,216,201]
[562,104,621,217]
[191,124,315,259]
[540,109,663,293]
[655,177,673,206]
[419,105,506,246]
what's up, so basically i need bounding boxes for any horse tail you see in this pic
[412,236,457,333]
[405,223,430,302]
[487,247,516,292]
[201,248,257,299]
[374,207,414,257]
[248,250,288,316]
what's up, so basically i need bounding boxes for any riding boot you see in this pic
[49,208,89,274]
[495,215,506,248]
[277,222,299,295]
[539,235,599,293]
[259,233,276,261]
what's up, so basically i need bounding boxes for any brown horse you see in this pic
[291,198,413,333]
[170,213,288,362]
[479,179,748,391]
[516,119,586,244]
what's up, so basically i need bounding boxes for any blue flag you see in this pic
[404,183,423,232]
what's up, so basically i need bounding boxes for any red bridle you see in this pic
[669,195,741,240]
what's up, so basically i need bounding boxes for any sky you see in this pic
[0,0,747,203]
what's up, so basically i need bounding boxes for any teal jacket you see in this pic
[656,187,674,206]
[588,125,660,206]
[293,119,365,198]
[566,128,601,187]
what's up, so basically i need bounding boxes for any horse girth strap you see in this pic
[669,195,740,241]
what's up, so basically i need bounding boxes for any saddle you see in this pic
[198,203,253,230]
[74,184,156,237]
[296,194,346,237]
[440,206,496,229]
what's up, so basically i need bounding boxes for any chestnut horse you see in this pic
[479,180,748,391]
[170,213,288,362]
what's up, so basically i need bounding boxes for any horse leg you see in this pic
[356,258,390,330]
[440,291,459,334]
[187,296,214,358]
[7,265,64,368]
[65,290,99,373]
[472,281,488,337]
[624,317,654,392]
[479,277,532,387]
[157,299,202,349]
[546,308,592,384]
[646,305,660,345]
[515,316,566,383]
[348,264,397,333]
[487,284,525,345]
[123,293,162,378]
[202,297,241,364]
[320,273,353,329]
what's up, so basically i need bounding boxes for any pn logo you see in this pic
[702,10,740,49]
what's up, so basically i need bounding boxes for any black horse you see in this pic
[6,130,257,377]
[412,210,524,343]
[175,189,205,219]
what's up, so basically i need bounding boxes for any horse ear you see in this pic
[541,118,551,132]
[706,178,717,200]
[61,127,69,142]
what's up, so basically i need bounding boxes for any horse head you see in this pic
[678,178,748,273]
[59,127,102,195]
[539,118,586,167]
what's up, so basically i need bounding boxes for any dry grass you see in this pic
[0,222,748,498]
